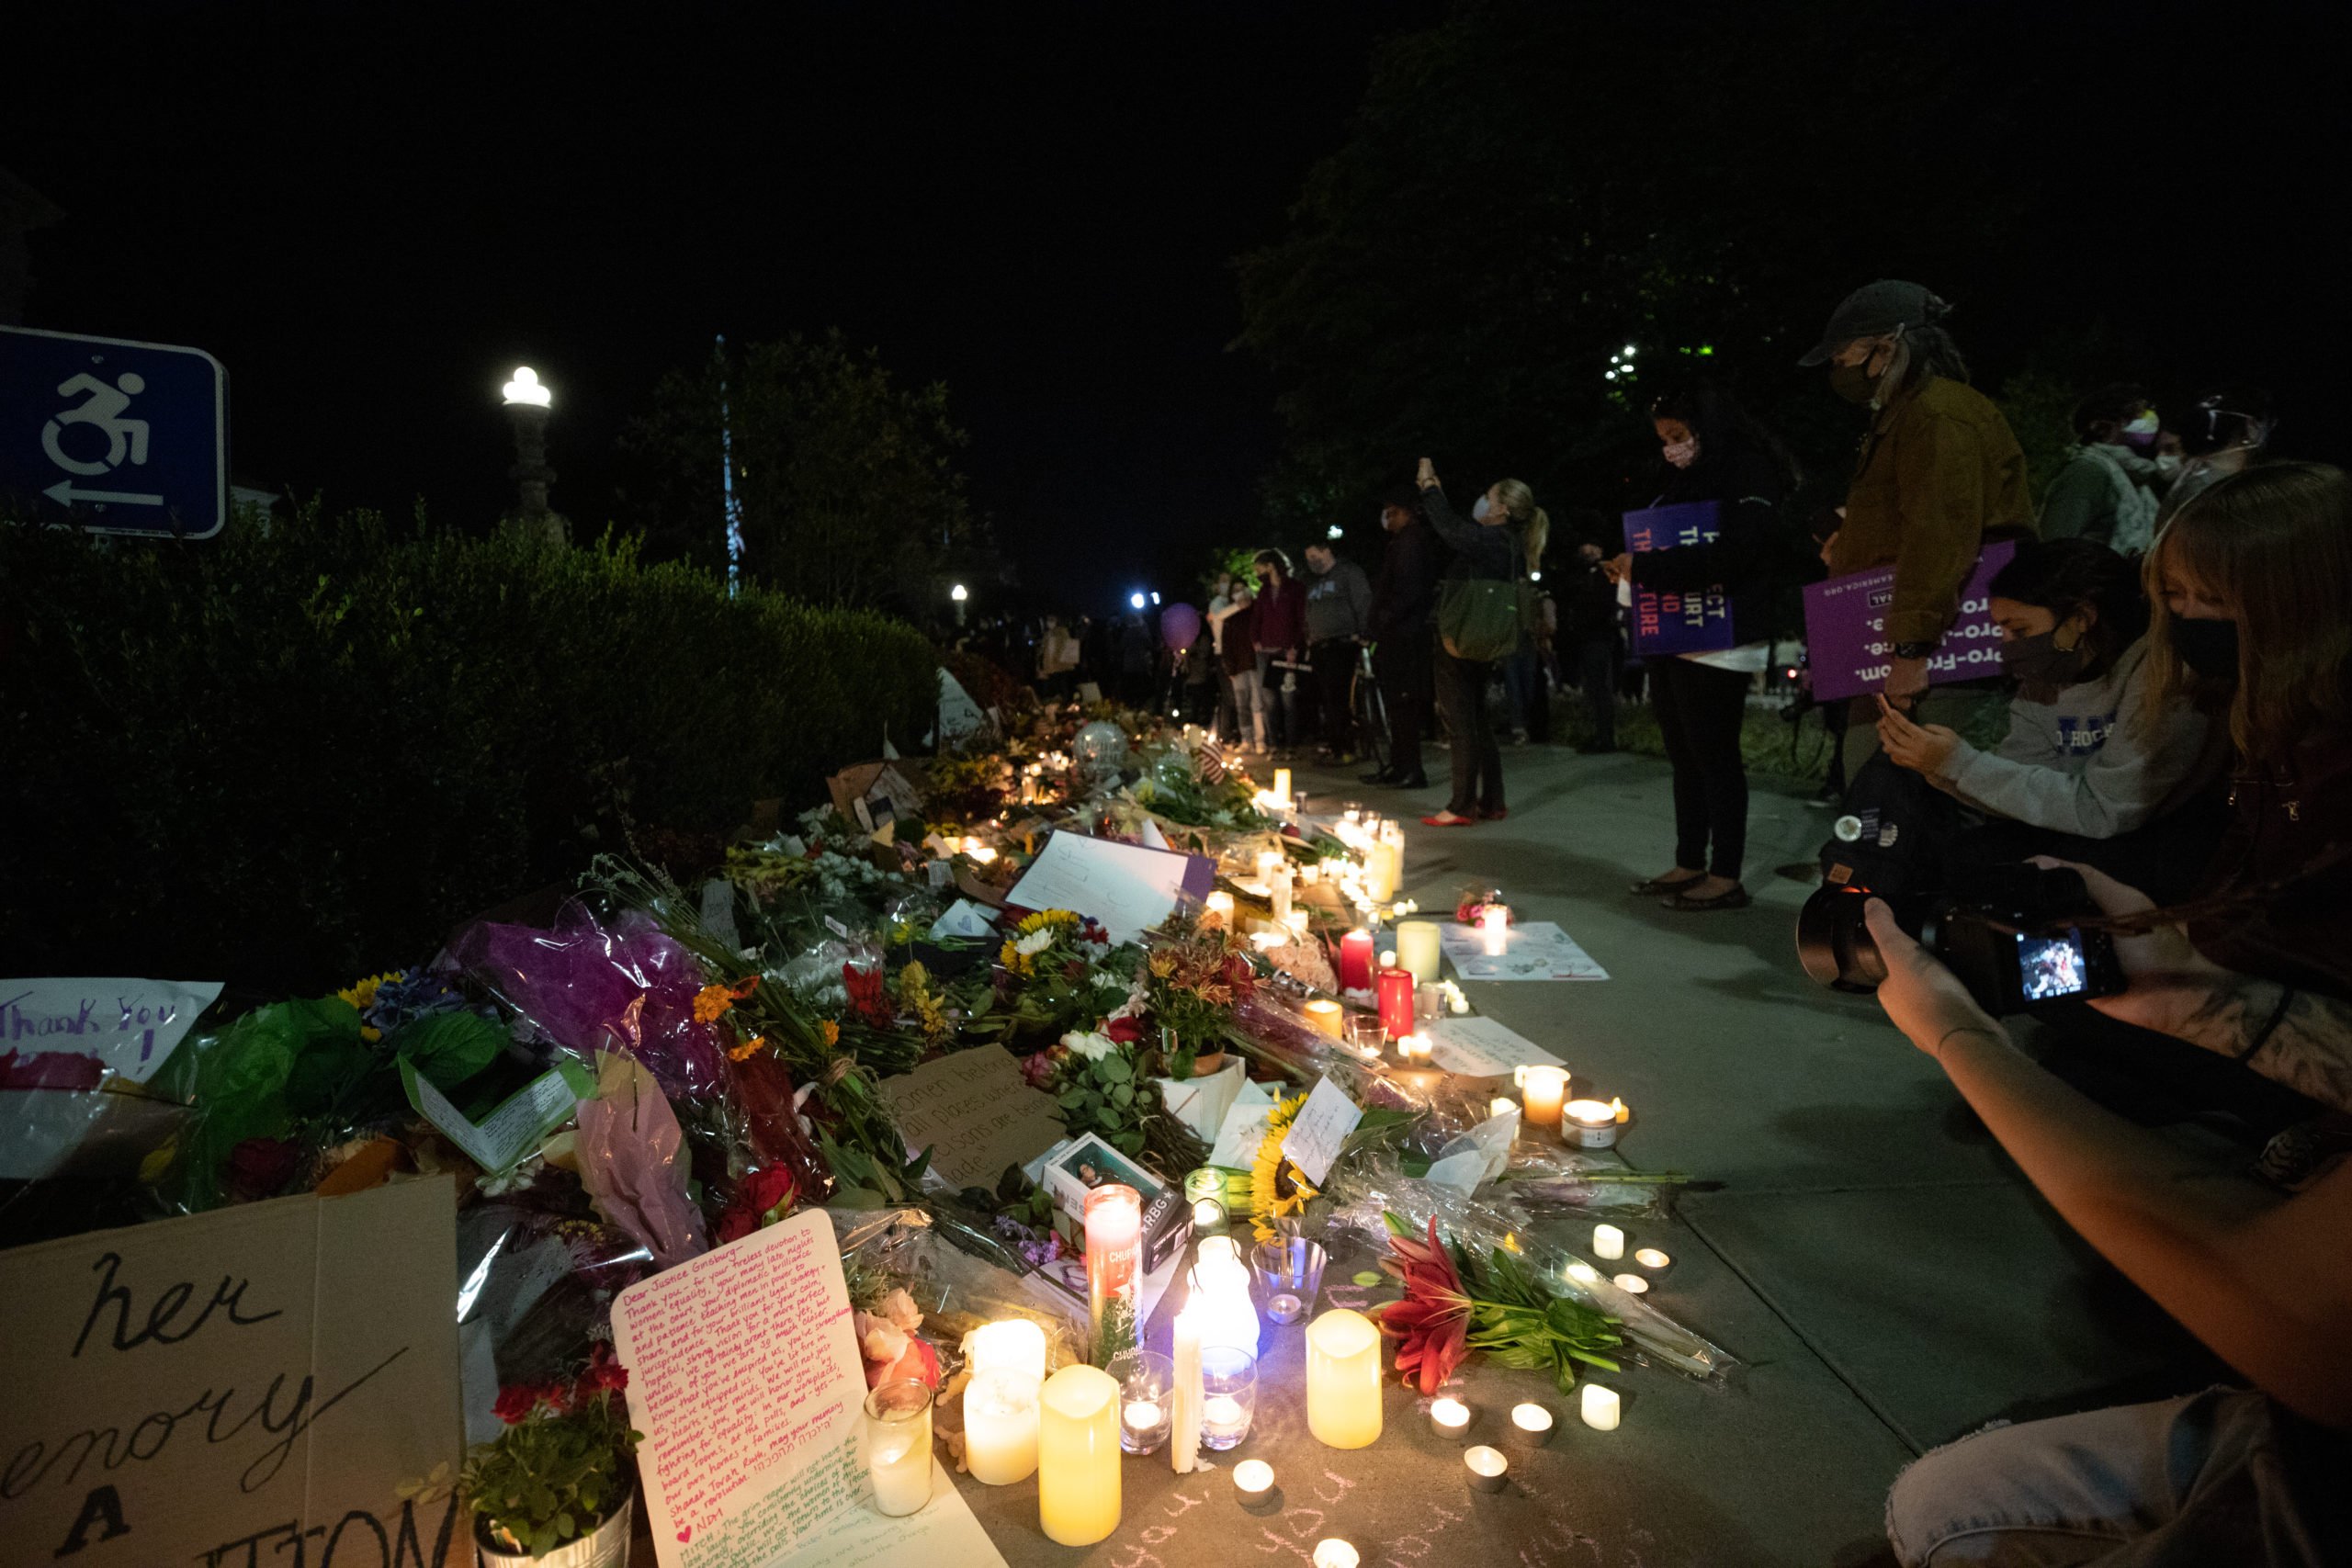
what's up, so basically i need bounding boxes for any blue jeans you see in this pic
[1885,1387,2346,1565]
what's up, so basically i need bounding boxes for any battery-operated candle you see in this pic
[1377,964,1417,1039]
[1429,1396,1471,1441]
[1579,1383,1621,1432]
[1592,1224,1625,1261]
[1039,1365,1121,1545]
[1634,1247,1672,1270]
[1306,1308,1383,1449]
[1612,1273,1648,1294]
[1395,919,1441,981]
[1464,1445,1509,1493]
[964,1367,1041,1485]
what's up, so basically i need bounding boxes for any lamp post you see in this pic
[501,366,559,540]
[951,582,969,626]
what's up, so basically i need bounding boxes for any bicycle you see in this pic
[1350,642,1392,776]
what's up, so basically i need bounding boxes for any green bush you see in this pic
[0,509,937,992]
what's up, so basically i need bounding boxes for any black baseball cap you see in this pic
[1797,280,1951,367]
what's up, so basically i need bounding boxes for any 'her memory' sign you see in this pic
[0,1179,464,1567]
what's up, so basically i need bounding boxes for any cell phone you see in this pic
[1417,457,1434,482]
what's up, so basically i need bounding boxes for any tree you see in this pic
[626,331,974,610]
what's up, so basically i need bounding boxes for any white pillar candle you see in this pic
[1579,1383,1621,1432]
[1464,1444,1509,1492]
[967,1319,1048,1382]
[1125,1400,1164,1433]
[1170,1308,1204,1475]
[1634,1247,1671,1270]
[964,1367,1041,1486]
[1395,919,1442,981]
[1592,1224,1625,1261]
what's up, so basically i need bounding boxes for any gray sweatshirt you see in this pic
[1929,637,2206,838]
[1303,559,1373,643]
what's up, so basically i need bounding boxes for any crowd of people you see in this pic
[960,276,2346,1564]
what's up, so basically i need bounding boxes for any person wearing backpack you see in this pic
[1415,458,1546,826]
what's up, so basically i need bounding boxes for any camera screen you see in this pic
[2015,931,2090,1001]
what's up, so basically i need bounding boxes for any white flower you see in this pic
[1061,1030,1117,1061]
[1015,928,1058,958]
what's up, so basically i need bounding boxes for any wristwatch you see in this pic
[1892,640,1936,660]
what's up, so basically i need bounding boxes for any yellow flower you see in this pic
[1016,908,1080,936]
[693,983,736,1025]
[1249,1093,1317,1242]
[820,1020,841,1047]
[335,970,405,1013]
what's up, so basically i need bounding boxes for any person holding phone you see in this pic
[1416,458,1546,826]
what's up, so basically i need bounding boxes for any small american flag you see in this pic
[1198,738,1227,784]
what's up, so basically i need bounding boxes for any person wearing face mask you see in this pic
[2155,384,2276,532]
[1560,516,1621,753]
[1602,380,1799,911]
[2038,384,2182,555]
[1415,459,1545,825]
[1801,281,2033,778]
[1872,537,2222,898]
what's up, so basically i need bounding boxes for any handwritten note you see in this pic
[401,1058,591,1174]
[1002,830,1216,943]
[0,976,222,1084]
[0,1179,463,1568]
[1278,1076,1363,1187]
[1207,1078,1278,1168]
[875,1046,1066,1191]
[1439,921,1611,982]
[1425,1016,1565,1077]
[615,1208,868,1568]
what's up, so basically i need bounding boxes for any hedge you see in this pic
[0,511,938,993]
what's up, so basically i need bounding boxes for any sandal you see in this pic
[1479,807,1509,821]
[1420,811,1480,828]
[1663,883,1751,912]
[1629,872,1703,896]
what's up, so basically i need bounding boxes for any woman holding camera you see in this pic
[1605,381,1797,911]
[1874,537,2222,899]
[1415,459,1545,826]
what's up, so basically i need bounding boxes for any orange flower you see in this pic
[693,983,735,1025]
[820,1020,841,1046]
[728,1034,769,1063]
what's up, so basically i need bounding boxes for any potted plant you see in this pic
[465,1345,642,1567]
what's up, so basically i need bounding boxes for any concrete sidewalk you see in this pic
[1299,740,2231,1560]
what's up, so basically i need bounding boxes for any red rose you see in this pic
[1103,1015,1142,1044]
[492,1383,544,1425]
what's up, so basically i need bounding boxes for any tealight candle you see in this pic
[1489,1097,1517,1120]
[1429,1396,1471,1442]
[1565,1262,1600,1285]
[1634,1247,1671,1270]
[1312,1541,1358,1568]
[1396,1032,1432,1063]
[1508,1403,1554,1447]
[1592,1224,1625,1261]
[1233,1459,1277,1512]
[1611,1273,1648,1294]
[1579,1383,1621,1432]
[1562,1098,1621,1148]
[1304,998,1344,1038]
[1125,1400,1166,1435]
[1203,1393,1250,1445]
[1464,1445,1509,1493]
[1517,1065,1568,1126]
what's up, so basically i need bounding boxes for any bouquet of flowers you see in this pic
[1374,1212,1623,1395]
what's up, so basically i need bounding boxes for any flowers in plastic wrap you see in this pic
[1249,1091,1317,1241]
[855,1286,942,1390]
[573,1051,707,1269]
[1374,1211,1623,1396]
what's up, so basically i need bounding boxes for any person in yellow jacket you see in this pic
[1801,280,2033,774]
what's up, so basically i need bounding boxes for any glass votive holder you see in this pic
[1200,1345,1259,1450]
[863,1378,935,1517]
[1111,1349,1175,1455]
[1343,1014,1387,1061]
[1250,1237,1328,1325]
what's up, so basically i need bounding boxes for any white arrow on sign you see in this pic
[43,479,164,507]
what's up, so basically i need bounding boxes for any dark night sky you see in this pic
[4,0,1445,611]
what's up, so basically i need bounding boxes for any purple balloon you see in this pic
[1159,603,1202,649]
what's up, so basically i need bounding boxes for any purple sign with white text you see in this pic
[1623,501,1735,656]
[1802,541,2017,701]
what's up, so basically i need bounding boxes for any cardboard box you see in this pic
[1038,1132,1191,1272]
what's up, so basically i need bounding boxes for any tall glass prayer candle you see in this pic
[1376,963,1417,1040]
[1084,1185,1142,1356]
[1395,919,1441,981]
[1039,1364,1121,1545]
[1306,1308,1384,1449]
[1518,1065,1569,1126]
[1479,905,1510,956]
[1340,927,1375,992]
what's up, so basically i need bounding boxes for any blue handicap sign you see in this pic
[0,323,228,538]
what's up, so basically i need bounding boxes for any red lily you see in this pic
[1373,1215,1472,1394]
[842,963,893,1029]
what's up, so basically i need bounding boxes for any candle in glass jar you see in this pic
[1306,1308,1383,1449]
[1203,1393,1250,1444]
[964,1367,1041,1485]
[1084,1186,1143,1355]
[865,1381,935,1517]
[1591,1224,1624,1261]
[1339,927,1375,991]
[1479,905,1510,955]
[1517,1065,1568,1125]
[1125,1400,1164,1434]
[1376,964,1417,1039]
[1395,919,1441,981]
[1039,1365,1121,1545]
[1205,891,1236,926]
[1304,998,1343,1038]
[1579,1383,1621,1432]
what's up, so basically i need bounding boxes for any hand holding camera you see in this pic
[1860,898,1999,1054]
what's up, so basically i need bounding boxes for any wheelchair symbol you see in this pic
[43,371,153,477]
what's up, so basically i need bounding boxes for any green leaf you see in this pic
[1097,1054,1133,1083]
[1111,1084,1134,1108]
[390,1010,504,1090]
[1351,1270,1383,1287]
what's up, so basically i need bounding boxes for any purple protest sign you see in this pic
[1802,541,2016,701]
[1623,501,1735,656]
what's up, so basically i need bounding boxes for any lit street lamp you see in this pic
[501,366,559,536]
[951,581,969,626]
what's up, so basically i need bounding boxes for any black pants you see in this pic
[1575,637,1616,748]
[1650,658,1750,879]
[1374,633,1431,779]
[1434,649,1503,815]
[1311,639,1357,753]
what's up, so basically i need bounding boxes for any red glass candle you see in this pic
[1376,965,1417,1039]
[1339,928,1375,993]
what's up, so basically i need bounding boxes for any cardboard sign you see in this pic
[824,761,924,835]
[873,1046,1065,1192]
[1802,541,2016,702]
[1622,502,1735,656]
[0,1179,464,1568]
[1001,829,1217,944]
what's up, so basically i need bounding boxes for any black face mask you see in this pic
[2000,629,2089,690]
[2172,617,2240,680]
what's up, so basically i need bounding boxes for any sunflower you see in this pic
[1250,1092,1318,1242]
[336,971,405,1043]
